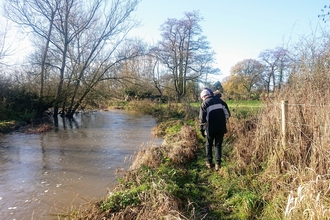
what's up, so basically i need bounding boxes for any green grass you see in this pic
[190,99,263,108]
[190,100,263,119]
[226,100,263,108]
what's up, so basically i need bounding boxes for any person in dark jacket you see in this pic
[199,88,229,171]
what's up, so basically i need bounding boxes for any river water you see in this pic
[0,110,162,220]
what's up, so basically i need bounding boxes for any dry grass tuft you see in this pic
[25,123,53,133]
[162,125,199,165]
[285,170,330,219]
[130,145,163,169]
[61,175,187,220]
[100,181,186,220]
[130,125,198,170]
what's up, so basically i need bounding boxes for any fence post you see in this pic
[281,100,288,146]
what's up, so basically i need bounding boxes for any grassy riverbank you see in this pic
[68,95,330,220]
[59,100,265,219]
[7,96,325,219]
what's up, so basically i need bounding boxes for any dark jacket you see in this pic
[214,93,231,119]
[199,95,228,136]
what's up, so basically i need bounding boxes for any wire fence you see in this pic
[280,100,330,147]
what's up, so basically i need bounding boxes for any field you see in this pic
[191,99,263,119]
[191,99,262,108]
[226,99,262,108]
[226,100,263,118]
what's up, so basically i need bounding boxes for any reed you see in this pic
[228,39,330,218]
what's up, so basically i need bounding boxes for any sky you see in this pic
[0,0,328,81]
[129,0,329,80]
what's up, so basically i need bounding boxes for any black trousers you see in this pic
[205,132,224,165]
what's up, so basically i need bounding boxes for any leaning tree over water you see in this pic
[4,0,142,121]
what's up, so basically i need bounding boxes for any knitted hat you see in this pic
[204,87,214,96]
[200,89,211,99]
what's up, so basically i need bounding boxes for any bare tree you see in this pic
[0,19,17,67]
[150,59,163,96]
[0,22,9,65]
[4,0,60,107]
[118,51,164,101]
[258,47,290,94]
[5,0,141,121]
[152,11,219,101]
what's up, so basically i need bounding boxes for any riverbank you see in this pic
[56,100,260,219]
[1,100,267,219]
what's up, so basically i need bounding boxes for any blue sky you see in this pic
[1,0,328,80]
[130,0,329,80]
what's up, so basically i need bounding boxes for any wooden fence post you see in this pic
[281,100,288,146]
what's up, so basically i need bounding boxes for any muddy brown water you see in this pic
[0,110,162,219]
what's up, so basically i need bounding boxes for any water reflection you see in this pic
[0,110,162,219]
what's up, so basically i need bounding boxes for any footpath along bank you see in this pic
[62,100,266,220]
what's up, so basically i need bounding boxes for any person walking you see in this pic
[199,88,229,171]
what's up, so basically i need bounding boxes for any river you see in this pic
[0,110,162,219]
